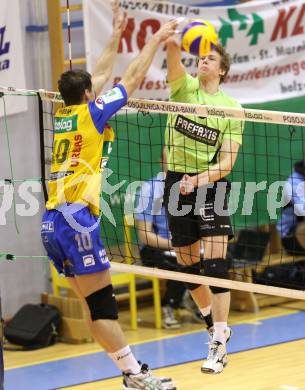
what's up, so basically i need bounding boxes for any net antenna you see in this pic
[66,0,73,71]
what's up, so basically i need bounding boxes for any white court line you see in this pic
[280,385,299,390]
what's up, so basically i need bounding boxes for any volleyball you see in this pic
[181,19,218,57]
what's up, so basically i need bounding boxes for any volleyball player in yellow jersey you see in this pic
[41,2,178,389]
[164,37,244,374]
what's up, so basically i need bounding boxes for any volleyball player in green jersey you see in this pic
[164,38,244,374]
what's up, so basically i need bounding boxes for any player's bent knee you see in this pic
[85,284,118,321]
[182,262,202,291]
[204,258,230,294]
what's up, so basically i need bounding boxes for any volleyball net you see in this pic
[1,86,305,301]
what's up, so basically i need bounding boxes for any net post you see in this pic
[47,0,65,91]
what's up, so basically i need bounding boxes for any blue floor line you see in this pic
[5,311,305,390]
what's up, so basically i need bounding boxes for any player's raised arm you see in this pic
[119,20,178,97]
[92,0,127,96]
[166,37,186,82]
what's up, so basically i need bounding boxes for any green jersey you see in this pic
[165,73,244,173]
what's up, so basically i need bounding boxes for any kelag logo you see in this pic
[0,26,10,71]
[54,115,78,133]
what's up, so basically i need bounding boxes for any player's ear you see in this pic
[219,68,225,77]
[84,89,93,101]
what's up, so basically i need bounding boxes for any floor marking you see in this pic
[4,309,301,370]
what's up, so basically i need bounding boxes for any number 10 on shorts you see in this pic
[75,233,93,252]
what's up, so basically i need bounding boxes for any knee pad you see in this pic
[182,262,202,291]
[85,284,118,321]
[203,259,230,294]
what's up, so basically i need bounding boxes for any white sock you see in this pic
[213,322,227,345]
[108,346,141,374]
[200,305,211,317]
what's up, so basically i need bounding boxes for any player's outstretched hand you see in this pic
[154,19,179,43]
[112,0,127,34]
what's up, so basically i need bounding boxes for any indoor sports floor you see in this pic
[4,300,305,390]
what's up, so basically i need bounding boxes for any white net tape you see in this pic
[1,85,305,126]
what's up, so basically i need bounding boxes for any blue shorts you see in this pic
[41,204,110,277]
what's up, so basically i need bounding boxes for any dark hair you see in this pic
[196,43,231,84]
[58,69,92,105]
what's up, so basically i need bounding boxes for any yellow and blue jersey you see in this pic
[46,84,127,216]
[101,123,115,169]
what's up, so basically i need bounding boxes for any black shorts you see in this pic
[164,171,233,247]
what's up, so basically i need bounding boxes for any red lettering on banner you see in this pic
[155,80,163,90]
[271,6,297,41]
[118,18,161,52]
[118,18,135,53]
[137,19,160,49]
[292,3,305,36]
[146,81,154,90]
[115,76,167,91]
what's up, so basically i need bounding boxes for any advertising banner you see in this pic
[0,0,27,117]
[83,0,305,104]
